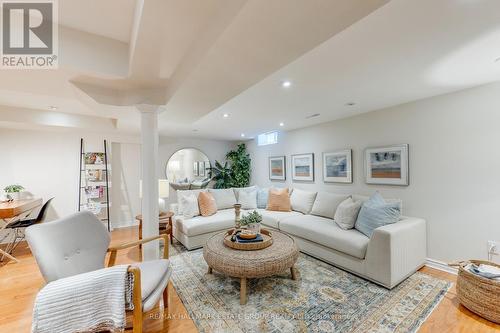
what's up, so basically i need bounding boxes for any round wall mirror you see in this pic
[166,148,211,190]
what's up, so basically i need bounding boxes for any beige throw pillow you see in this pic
[198,192,217,216]
[334,197,362,230]
[267,188,291,212]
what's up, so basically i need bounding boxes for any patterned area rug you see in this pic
[169,244,450,333]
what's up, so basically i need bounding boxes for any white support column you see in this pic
[137,104,160,261]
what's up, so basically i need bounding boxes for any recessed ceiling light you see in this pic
[223,113,229,118]
[192,129,198,132]
[279,122,284,127]
[48,105,58,110]
[281,80,292,88]
[305,113,320,119]
[346,102,356,106]
[241,133,245,137]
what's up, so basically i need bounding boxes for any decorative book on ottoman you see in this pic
[236,234,264,243]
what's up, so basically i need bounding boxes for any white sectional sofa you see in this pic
[171,188,426,289]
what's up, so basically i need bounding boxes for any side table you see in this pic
[136,211,174,247]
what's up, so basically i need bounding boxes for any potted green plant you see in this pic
[4,184,25,200]
[208,161,233,189]
[226,143,251,188]
[240,210,263,234]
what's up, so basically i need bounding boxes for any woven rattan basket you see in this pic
[450,260,500,323]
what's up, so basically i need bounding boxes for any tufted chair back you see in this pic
[26,211,111,282]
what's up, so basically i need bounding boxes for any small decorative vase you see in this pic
[234,204,242,228]
[248,223,261,234]
[9,192,20,201]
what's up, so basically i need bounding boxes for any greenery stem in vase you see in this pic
[240,210,263,234]
[3,184,25,201]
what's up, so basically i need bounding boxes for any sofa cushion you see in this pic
[280,215,370,259]
[256,208,302,229]
[310,192,349,219]
[238,189,257,209]
[334,197,362,230]
[233,186,258,201]
[290,188,317,214]
[198,192,217,217]
[209,188,237,210]
[256,188,269,208]
[267,188,291,212]
[175,209,236,237]
[352,194,403,215]
[355,192,402,237]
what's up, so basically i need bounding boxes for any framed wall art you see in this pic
[291,153,314,182]
[269,156,286,181]
[365,144,409,186]
[323,149,352,183]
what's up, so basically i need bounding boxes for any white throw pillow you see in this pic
[238,189,257,209]
[209,188,237,210]
[310,192,350,219]
[177,189,205,215]
[334,197,362,230]
[290,188,317,214]
[233,186,258,201]
[180,194,200,219]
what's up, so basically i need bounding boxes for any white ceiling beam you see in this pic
[0,105,117,131]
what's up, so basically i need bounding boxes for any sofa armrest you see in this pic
[365,217,426,288]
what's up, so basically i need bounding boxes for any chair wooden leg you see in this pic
[162,282,169,311]
[129,267,143,333]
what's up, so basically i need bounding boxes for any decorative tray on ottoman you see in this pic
[223,228,273,251]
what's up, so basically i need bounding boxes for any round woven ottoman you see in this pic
[203,230,299,305]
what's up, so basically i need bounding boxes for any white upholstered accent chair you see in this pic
[26,211,171,333]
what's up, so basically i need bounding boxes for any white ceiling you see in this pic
[58,0,137,43]
[1,0,500,140]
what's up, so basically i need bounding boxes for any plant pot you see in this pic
[8,192,21,200]
[247,223,261,234]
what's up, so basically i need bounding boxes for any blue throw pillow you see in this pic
[355,192,401,238]
[256,188,269,209]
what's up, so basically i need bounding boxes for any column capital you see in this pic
[135,104,163,113]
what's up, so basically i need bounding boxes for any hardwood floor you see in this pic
[1,226,498,333]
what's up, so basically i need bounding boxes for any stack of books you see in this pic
[235,234,263,243]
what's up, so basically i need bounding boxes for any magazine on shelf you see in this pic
[84,152,105,165]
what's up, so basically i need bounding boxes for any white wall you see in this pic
[0,127,236,232]
[111,142,141,228]
[0,128,141,231]
[246,82,500,264]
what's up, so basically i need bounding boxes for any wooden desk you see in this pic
[0,198,43,263]
[136,212,174,246]
[0,198,43,219]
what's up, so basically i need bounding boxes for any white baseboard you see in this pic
[425,258,458,275]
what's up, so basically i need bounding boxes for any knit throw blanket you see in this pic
[32,265,134,333]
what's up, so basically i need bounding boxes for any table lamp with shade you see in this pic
[139,179,170,212]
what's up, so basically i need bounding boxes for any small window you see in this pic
[257,131,278,146]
